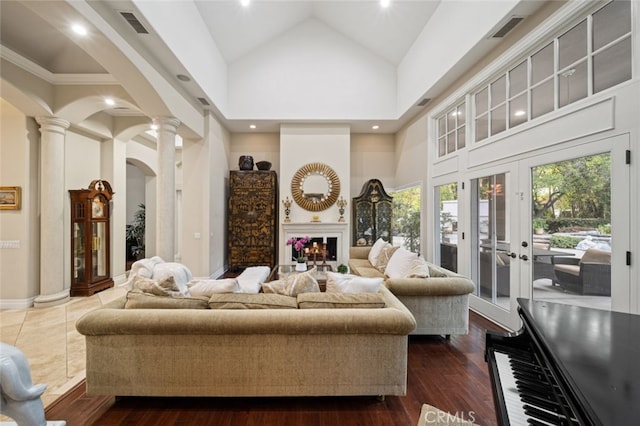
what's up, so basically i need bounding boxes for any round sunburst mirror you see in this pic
[291,163,341,212]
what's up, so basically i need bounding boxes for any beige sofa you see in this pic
[76,286,415,398]
[349,247,475,337]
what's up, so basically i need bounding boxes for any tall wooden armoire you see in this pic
[69,179,115,296]
[227,170,278,271]
[352,179,393,246]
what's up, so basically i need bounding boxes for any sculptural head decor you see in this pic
[291,162,341,212]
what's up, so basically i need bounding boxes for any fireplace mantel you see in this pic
[281,222,349,267]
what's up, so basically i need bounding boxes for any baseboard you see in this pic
[0,296,36,309]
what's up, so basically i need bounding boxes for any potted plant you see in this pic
[337,264,348,274]
[532,217,547,235]
[126,203,146,260]
[287,236,309,271]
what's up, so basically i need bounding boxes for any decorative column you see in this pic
[34,117,70,307]
[153,117,180,262]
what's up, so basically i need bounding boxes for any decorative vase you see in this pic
[295,262,307,272]
[238,155,254,171]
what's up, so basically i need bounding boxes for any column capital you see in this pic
[35,116,70,135]
[152,117,181,133]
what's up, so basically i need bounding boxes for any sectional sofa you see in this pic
[76,286,416,398]
[348,246,475,337]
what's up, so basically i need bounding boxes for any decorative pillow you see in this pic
[132,275,182,297]
[405,256,431,278]
[325,271,383,293]
[236,266,272,293]
[368,238,391,267]
[385,247,418,279]
[297,292,386,309]
[261,279,287,294]
[124,290,209,309]
[208,293,298,309]
[188,278,240,297]
[262,268,320,296]
[375,246,400,272]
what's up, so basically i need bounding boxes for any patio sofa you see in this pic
[553,248,611,296]
[348,246,475,337]
[76,285,416,398]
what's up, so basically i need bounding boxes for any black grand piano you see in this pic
[486,298,640,425]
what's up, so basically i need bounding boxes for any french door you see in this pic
[469,135,630,329]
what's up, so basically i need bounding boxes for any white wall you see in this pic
[350,133,396,196]
[0,100,39,304]
[228,19,396,120]
[126,163,146,224]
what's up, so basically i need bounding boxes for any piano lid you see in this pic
[518,298,640,425]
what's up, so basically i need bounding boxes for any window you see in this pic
[472,0,632,142]
[391,186,421,253]
[437,101,466,157]
[436,183,458,272]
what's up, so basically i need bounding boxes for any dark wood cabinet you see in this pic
[69,180,114,296]
[228,171,278,271]
[352,179,393,246]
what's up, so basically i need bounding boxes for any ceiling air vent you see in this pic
[491,16,524,38]
[197,97,211,106]
[120,12,149,34]
[417,98,431,107]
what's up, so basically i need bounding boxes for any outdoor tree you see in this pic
[392,187,421,253]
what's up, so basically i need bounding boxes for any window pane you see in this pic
[475,115,488,142]
[457,126,466,149]
[490,104,506,135]
[594,37,632,93]
[509,93,528,128]
[531,79,554,119]
[439,137,446,156]
[509,61,527,97]
[558,60,587,107]
[438,117,446,137]
[559,20,587,69]
[475,88,488,115]
[457,104,466,126]
[531,43,553,85]
[447,131,456,154]
[593,0,631,51]
[491,75,506,107]
[447,110,456,132]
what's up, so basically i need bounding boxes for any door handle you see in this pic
[507,252,517,259]
[519,254,529,261]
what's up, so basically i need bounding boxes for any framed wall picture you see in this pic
[0,186,21,210]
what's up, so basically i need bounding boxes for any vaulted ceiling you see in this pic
[0,0,547,134]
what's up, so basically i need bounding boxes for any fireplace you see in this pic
[289,237,338,264]
[281,223,349,268]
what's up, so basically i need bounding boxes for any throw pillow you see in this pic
[261,279,287,294]
[297,292,386,309]
[405,256,431,278]
[375,245,400,272]
[368,238,391,267]
[261,268,320,296]
[325,271,383,293]
[151,262,193,296]
[124,290,210,309]
[385,247,418,279]
[236,266,272,293]
[188,278,240,297]
[133,276,181,297]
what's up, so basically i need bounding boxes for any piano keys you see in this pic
[486,298,640,425]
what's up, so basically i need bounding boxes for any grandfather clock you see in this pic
[69,180,114,296]
[352,179,393,246]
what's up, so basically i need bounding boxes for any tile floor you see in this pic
[0,285,128,419]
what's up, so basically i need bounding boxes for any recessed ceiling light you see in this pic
[372,125,380,130]
[176,74,191,82]
[380,0,391,8]
[150,123,159,131]
[104,98,115,106]
[71,23,88,36]
[240,0,250,7]
[514,110,526,117]
[249,124,256,129]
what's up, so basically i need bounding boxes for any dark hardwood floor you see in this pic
[45,311,504,426]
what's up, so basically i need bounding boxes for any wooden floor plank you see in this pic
[45,310,503,426]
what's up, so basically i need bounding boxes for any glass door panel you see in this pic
[436,183,458,272]
[472,173,511,311]
[92,222,107,279]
